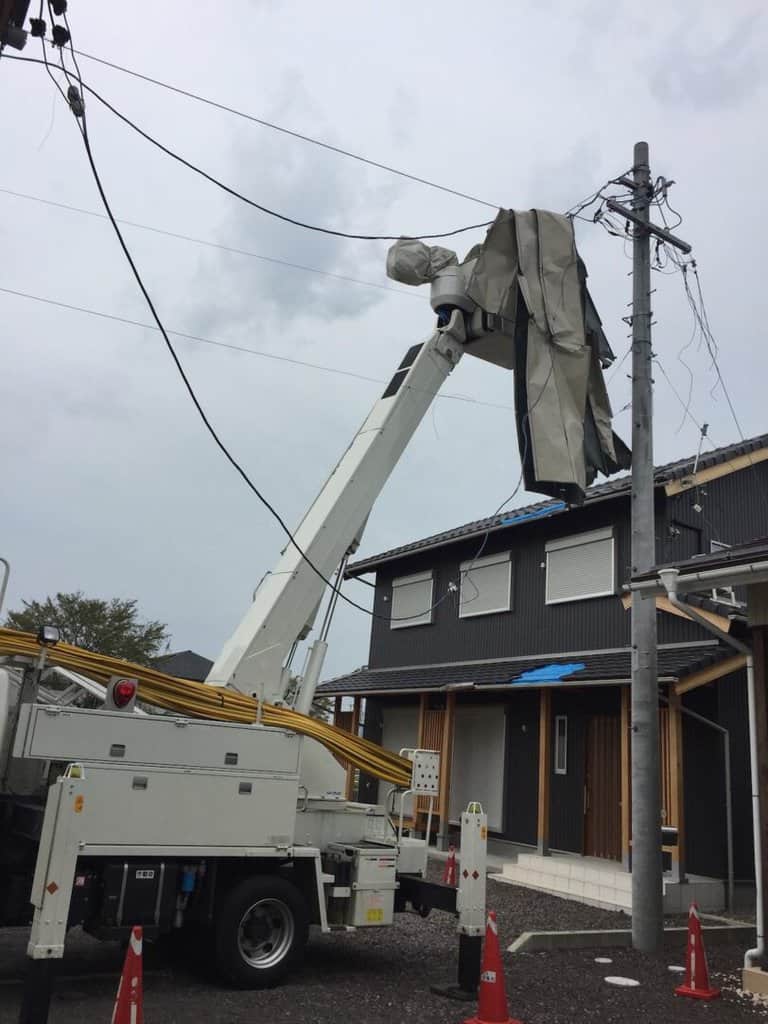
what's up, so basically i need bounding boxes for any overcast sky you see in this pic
[1,0,766,683]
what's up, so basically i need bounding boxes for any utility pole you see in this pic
[608,142,690,952]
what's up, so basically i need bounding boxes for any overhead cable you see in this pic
[0,285,516,412]
[23,44,392,624]
[11,45,501,624]
[0,187,420,299]
[5,55,495,242]
[67,46,502,211]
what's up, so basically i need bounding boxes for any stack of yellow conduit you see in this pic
[0,627,412,788]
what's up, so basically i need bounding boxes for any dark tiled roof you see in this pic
[636,536,768,583]
[684,592,746,619]
[153,650,213,682]
[316,643,731,696]
[347,433,768,577]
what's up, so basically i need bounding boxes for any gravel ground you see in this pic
[0,877,764,1024]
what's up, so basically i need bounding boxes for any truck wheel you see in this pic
[214,875,308,988]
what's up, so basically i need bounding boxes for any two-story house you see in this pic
[317,432,768,909]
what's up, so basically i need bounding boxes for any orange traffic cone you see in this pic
[674,903,720,1001]
[443,846,458,887]
[112,925,144,1024]
[463,911,522,1024]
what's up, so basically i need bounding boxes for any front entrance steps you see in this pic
[490,851,725,913]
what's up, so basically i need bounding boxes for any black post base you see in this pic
[430,981,478,1003]
[18,958,58,1024]
[431,932,482,1002]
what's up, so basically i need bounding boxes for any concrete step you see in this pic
[496,855,726,914]
[497,862,632,911]
[506,853,632,891]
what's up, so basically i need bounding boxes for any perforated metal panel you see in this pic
[408,749,440,795]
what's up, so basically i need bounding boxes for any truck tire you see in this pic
[213,875,309,988]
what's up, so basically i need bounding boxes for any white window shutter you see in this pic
[459,552,512,618]
[390,571,434,628]
[545,527,614,603]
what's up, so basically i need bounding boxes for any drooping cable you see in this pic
[4,55,495,242]
[65,46,502,211]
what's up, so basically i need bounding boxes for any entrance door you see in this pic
[583,714,621,860]
[504,702,539,846]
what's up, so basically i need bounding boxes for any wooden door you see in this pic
[584,714,621,860]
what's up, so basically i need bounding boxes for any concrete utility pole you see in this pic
[628,141,663,952]
[608,142,691,952]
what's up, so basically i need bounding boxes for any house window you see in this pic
[459,552,512,618]
[554,715,568,774]
[545,527,615,604]
[390,570,434,629]
[710,541,738,605]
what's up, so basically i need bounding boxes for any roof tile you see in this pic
[348,432,768,576]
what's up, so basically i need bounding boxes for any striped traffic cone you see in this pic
[443,846,458,887]
[112,925,143,1023]
[675,903,720,1001]
[463,911,522,1024]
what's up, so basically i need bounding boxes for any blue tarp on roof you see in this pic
[510,661,586,685]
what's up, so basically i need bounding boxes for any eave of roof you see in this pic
[346,433,768,577]
[317,641,726,697]
[635,536,768,584]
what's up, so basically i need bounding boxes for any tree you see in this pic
[5,591,169,665]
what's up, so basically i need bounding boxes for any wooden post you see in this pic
[333,695,342,726]
[345,696,361,800]
[620,685,631,870]
[437,692,456,851]
[415,693,428,834]
[668,691,686,882]
[537,689,552,856]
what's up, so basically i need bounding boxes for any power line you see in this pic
[68,46,502,211]
[0,286,516,412]
[5,54,496,242]
[69,88,397,621]
[0,187,420,299]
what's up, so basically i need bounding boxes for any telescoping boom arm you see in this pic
[206,310,467,706]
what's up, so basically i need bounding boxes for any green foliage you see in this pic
[5,591,169,665]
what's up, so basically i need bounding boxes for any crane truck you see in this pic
[0,267,502,1017]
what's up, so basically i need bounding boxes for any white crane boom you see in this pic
[206,311,467,704]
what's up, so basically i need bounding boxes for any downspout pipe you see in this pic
[657,568,762,969]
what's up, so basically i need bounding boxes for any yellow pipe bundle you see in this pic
[0,628,412,787]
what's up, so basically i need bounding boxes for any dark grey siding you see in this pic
[368,502,634,670]
[662,462,768,560]
[365,463,768,672]
[716,672,754,880]
[682,671,754,881]
[359,698,384,804]
[682,686,727,878]
[503,692,539,845]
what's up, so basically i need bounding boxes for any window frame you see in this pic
[554,714,568,775]
[710,540,738,605]
[389,570,434,630]
[544,526,615,605]
[458,551,513,619]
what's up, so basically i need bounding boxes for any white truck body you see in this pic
[1,299,491,1006]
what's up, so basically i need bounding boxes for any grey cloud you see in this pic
[186,79,405,337]
[651,12,766,109]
